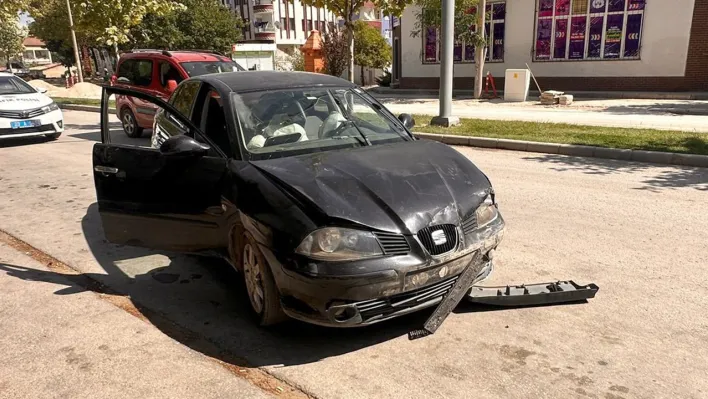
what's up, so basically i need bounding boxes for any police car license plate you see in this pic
[10,120,39,129]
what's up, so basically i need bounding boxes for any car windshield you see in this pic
[0,76,36,95]
[180,61,245,76]
[233,87,411,160]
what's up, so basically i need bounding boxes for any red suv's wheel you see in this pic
[121,108,144,138]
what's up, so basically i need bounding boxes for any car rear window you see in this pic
[116,59,153,87]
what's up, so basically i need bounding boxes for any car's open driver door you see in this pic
[94,85,228,252]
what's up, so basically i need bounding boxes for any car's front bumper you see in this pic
[0,109,64,139]
[263,215,506,327]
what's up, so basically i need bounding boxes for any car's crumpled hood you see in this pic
[250,140,491,234]
[0,93,51,111]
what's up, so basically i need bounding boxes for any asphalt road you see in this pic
[1,110,707,399]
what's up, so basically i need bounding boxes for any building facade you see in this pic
[221,0,339,50]
[392,0,708,92]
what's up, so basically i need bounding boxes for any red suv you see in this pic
[113,50,245,138]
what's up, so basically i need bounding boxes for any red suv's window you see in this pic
[116,59,154,87]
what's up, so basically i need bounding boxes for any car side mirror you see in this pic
[159,135,210,157]
[33,86,48,94]
[398,113,415,129]
[166,79,178,93]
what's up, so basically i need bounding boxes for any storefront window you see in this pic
[534,0,645,61]
[421,0,506,64]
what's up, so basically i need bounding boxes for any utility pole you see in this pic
[473,0,486,99]
[430,0,459,127]
[66,0,83,82]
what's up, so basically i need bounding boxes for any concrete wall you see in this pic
[400,0,696,81]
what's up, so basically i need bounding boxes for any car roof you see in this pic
[198,71,356,93]
[0,72,16,77]
[120,50,230,63]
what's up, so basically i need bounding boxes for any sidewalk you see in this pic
[373,95,708,133]
[0,241,272,399]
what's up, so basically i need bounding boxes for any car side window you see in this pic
[159,61,184,87]
[193,88,231,157]
[171,81,200,117]
[116,59,153,87]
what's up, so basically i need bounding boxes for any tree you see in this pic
[410,0,488,98]
[299,0,411,82]
[0,15,25,67]
[353,20,391,85]
[130,0,244,53]
[72,0,185,58]
[322,29,349,78]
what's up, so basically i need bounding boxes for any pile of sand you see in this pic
[28,79,102,99]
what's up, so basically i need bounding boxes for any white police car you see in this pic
[0,72,63,140]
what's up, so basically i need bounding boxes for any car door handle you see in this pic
[94,165,119,174]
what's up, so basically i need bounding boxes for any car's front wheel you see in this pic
[121,108,143,138]
[238,231,287,326]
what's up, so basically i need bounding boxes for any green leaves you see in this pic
[0,15,26,62]
[353,21,391,69]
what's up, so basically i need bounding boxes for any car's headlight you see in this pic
[475,193,499,228]
[295,227,383,261]
[41,102,60,113]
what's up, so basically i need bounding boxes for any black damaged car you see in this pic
[93,71,505,327]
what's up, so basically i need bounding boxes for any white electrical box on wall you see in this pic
[504,69,531,102]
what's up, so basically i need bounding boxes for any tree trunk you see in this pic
[347,23,355,82]
[360,66,365,85]
[474,0,486,99]
[113,42,120,63]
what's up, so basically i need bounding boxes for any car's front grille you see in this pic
[373,231,410,256]
[0,124,54,136]
[461,213,478,236]
[353,275,459,321]
[417,224,457,255]
[0,107,45,119]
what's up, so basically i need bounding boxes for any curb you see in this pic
[58,103,116,113]
[414,132,708,168]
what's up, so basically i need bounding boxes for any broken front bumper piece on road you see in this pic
[409,256,599,340]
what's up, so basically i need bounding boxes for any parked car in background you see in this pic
[94,72,505,328]
[4,61,31,80]
[0,72,63,140]
[112,49,245,138]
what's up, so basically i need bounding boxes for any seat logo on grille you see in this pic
[431,230,447,246]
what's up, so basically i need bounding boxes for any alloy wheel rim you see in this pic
[123,113,134,134]
[243,243,265,314]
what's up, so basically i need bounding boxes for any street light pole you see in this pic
[66,0,83,83]
[430,0,459,127]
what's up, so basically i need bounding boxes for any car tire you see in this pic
[237,230,287,327]
[121,108,143,138]
[45,132,61,140]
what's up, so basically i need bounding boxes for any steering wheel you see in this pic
[319,112,347,139]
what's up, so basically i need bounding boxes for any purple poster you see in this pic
[628,0,645,10]
[588,16,604,58]
[493,22,505,60]
[608,0,625,12]
[536,19,552,59]
[424,27,437,62]
[493,3,506,20]
[554,18,568,59]
[556,0,571,16]
[464,43,475,61]
[604,14,623,58]
[590,0,606,13]
[539,0,554,17]
[454,42,462,62]
[485,22,491,61]
[624,13,642,57]
[569,16,586,59]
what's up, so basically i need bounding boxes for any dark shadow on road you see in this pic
[0,135,55,148]
[522,153,708,192]
[0,203,429,368]
[63,122,122,130]
[69,129,152,147]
